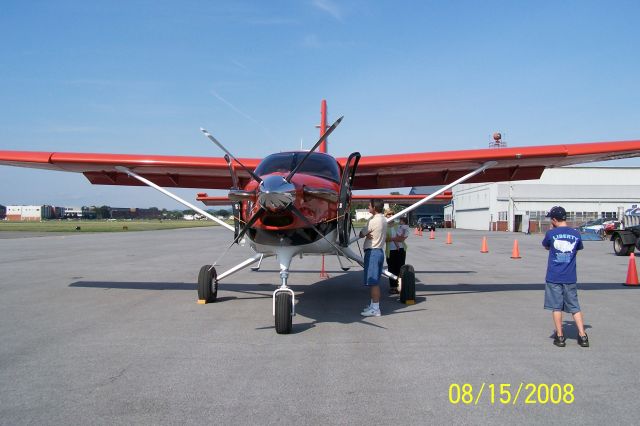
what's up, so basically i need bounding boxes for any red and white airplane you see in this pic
[2,100,640,333]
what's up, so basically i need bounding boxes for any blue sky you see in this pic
[1,0,639,208]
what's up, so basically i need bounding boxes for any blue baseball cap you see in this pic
[546,206,567,220]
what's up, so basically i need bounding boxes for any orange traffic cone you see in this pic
[429,230,435,240]
[414,227,418,236]
[480,236,488,253]
[510,239,521,259]
[446,232,452,244]
[624,253,639,286]
[419,228,423,237]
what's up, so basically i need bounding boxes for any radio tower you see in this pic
[490,132,507,148]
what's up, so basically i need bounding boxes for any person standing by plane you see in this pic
[385,211,409,295]
[360,200,387,317]
[542,206,589,347]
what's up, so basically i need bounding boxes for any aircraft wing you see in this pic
[343,140,640,190]
[0,151,261,189]
[2,139,640,192]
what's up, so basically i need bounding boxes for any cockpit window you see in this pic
[254,152,340,182]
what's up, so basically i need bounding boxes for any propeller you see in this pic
[202,115,344,255]
[285,116,343,182]
[201,128,262,183]
[257,175,296,211]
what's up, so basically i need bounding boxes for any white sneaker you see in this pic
[361,306,381,317]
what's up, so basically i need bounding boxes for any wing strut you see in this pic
[386,161,498,223]
[114,166,235,232]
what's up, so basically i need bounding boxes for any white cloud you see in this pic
[311,0,343,21]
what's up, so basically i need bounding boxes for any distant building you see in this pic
[448,167,640,232]
[6,205,56,221]
[62,207,83,219]
[110,207,161,220]
[0,204,5,220]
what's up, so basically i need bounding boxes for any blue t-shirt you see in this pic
[542,226,583,284]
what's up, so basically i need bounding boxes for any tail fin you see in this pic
[316,99,328,153]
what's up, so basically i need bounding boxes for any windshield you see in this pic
[254,152,340,182]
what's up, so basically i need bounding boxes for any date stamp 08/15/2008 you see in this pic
[449,383,575,406]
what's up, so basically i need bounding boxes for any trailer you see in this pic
[610,207,640,256]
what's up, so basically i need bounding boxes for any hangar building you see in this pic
[441,167,640,232]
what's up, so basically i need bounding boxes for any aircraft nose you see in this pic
[257,175,296,211]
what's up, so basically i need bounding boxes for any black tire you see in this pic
[613,236,633,256]
[197,265,218,303]
[341,267,350,271]
[275,292,293,334]
[399,264,416,304]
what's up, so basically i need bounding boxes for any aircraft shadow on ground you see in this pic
[69,276,631,334]
[421,282,634,297]
[255,269,477,274]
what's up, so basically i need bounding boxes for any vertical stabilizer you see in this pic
[318,99,328,153]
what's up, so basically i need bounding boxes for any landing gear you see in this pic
[273,267,295,334]
[336,254,351,271]
[399,264,416,304]
[274,292,293,334]
[251,253,265,271]
[197,265,218,303]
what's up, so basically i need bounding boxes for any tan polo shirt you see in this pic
[360,213,387,250]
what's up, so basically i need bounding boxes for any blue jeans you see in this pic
[363,249,384,286]
[544,282,581,314]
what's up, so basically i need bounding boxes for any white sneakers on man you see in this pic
[361,306,381,317]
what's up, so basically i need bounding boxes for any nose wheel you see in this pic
[274,291,293,334]
[273,270,295,334]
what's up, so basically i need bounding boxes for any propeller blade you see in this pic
[285,116,343,182]
[201,128,262,183]
[287,204,360,265]
[211,206,265,266]
[232,206,265,246]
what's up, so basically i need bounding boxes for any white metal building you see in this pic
[6,205,56,222]
[450,167,640,232]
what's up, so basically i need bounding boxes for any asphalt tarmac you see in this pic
[1,227,639,425]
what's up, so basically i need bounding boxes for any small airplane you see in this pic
[2,100,640,333]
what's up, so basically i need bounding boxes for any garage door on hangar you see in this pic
[455,208,490,230]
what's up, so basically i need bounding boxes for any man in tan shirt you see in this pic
[359,200,387,317]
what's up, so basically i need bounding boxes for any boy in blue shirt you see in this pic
[542,206,589,348]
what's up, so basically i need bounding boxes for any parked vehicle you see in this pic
[578,218,620,239]
[418,216,442,231]
[610,208,640,256]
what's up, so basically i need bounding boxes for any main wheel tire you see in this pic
[399,264,416,304]
[613,236,633,256]
[275,292,293,334]
[197,265,218,303]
